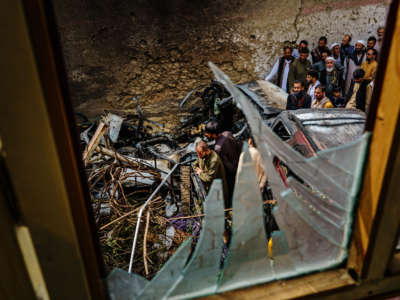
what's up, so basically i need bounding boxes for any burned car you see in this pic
[270,109,366,186]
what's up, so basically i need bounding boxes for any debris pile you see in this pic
[77,83,247,278]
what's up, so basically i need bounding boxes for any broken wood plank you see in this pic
[82,121,107,165]
[180,165,191,215]
[201,268,355,300]
[95,146,168,174]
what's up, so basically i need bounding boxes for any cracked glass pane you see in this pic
[136,237,192,300]
[117,64,370,298]
[168,180,225,299]
[209,62,370,280]
[217,144,274,293]
[107,268,148,300]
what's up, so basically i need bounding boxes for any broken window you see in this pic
[272,120,291,141]
[104,64,371,299]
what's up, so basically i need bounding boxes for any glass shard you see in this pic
[168,180,225,299]
[107,268,148,300]
[209,61,370,279]
[217,144,274,293]
[137,238,192,300]
[269,231,297,279]
[111,64,370,299]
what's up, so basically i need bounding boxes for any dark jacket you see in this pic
[311,46,330,63]
[348,51,366,66]
[319,68,344,99]
[331,96,346,108]
[345,80,370,111]
[312,61,344,77]
[214,131,242,207]
[276,55,295,91]
[287,58,312,92]
[215,132,242,177]
[340,44,355,58]
[286,91,312,110]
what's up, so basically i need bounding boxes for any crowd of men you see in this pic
[191,27,385,231]
[266,27,384,113]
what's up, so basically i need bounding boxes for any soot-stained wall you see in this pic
[52,0,389,115]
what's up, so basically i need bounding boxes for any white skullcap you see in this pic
[356,40,366,47]
[330,43,340,50]
[325,56,335,62]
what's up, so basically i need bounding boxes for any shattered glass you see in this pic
[217,144,274,293]
[168,179,225,299]
[107,268,148,300]
[137,237,192,300]
[109,64,370,299]
[209,62,370,277]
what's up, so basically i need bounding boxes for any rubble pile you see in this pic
[77,82,246,278]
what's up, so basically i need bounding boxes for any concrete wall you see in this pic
[52,0,390,115]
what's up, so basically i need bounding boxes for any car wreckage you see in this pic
[78,63,369,299]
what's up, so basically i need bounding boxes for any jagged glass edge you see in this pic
[217,143,274,293]
[209,61,364,206]
[167,180,225,299]
[106,268,149,300]
[136,237,192,300]
[209,61,371,281]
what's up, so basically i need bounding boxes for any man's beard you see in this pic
[356,49,363,54]
[326,67,334,72]
[366,58,372,62]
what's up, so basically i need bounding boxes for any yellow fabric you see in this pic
[346,82,360,109]
[323,101,335,108]
[361,60,378,80]
[268,237,273,259]
[312,97,334,109]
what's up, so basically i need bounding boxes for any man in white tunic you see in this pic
[344,40,366,94]
[266,46,295,92]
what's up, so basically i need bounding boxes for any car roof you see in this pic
[279,109,366,150]
[285,108,365,121]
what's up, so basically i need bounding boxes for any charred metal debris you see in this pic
[76,81,248,278]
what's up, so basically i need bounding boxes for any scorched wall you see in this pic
[52,0,389,115]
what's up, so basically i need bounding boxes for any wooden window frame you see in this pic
[1,0,400,299]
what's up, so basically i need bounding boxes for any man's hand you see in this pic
[195,167,202,175]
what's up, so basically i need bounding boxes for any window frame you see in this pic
[1,0,400,299]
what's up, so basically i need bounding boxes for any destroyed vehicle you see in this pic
[270,108,366,186]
